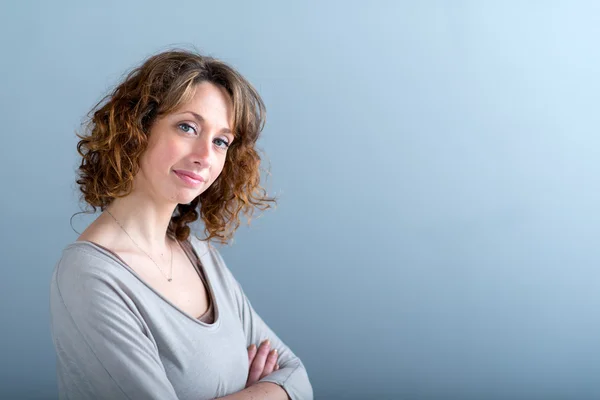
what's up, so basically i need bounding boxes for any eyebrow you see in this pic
[177,111,233,136]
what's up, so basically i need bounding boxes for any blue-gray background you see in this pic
[1,1,599,399]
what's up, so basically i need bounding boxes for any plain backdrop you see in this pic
[1,1,600,399]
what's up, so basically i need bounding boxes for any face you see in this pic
[135,81,235,206]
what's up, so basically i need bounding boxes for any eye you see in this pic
[214,138,230,149]
[178,122,197,135]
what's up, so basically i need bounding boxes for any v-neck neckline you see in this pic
[71,238,221,330]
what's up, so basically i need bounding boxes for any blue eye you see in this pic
[178,123,197,135]
[214,138,230,149]
[179,122,230,149]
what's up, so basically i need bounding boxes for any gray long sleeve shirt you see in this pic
[49,235,313,400]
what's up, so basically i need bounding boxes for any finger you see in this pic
[259,348,278,380]
[247,340,270,386]
[245,344,258,388]
[274,363,280,371]
[247,344,257,365]
[247,339,271,385]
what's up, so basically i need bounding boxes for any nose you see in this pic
[191,136,213,167]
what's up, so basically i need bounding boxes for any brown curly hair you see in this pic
[73,48,276,245]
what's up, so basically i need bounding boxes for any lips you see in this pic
[174,170,205,182]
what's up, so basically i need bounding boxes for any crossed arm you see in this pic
[217,382,290,400]
[217,338,291,400]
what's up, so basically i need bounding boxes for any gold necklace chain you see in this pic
[105,208,173,282]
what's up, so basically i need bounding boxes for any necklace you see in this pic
[105,208,173,282]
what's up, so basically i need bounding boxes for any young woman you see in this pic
[49,49,313,400]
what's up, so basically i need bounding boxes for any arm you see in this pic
[207,245,313,400]
[216,382,290,400]
[49,257,180,400]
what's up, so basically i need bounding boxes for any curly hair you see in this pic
[73,48,276,245]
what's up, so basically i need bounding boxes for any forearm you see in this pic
[215,382,290,400]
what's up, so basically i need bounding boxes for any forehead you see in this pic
[179,82,233,123]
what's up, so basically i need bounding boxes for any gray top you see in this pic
[49,235,313,400]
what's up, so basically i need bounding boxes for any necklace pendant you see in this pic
[168,278,172,282]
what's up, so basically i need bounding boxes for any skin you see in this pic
[79,81,286,398]
[246,339,280,388]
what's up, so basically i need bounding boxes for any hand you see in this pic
[245,339,280,388]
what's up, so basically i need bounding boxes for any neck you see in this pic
[103,189,177,255]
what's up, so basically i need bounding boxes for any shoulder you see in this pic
[187,235,211,257]
[188,235,237,285]
[50,241,135,306]
[54,241,124,278]
[188,235,223,266]
[49,242,147,340]
[50,241,149,326]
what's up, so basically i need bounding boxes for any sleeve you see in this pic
[49,256,180,400]
[208,246,314,400]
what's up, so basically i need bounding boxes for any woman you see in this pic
[49,49,313,400]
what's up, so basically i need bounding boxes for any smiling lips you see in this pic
[174,170,206,186]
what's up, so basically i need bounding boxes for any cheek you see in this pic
[152,139,184,170]
[210,157,227,181]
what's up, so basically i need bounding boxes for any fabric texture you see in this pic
[90,239,215,324]
[49,235,313,400]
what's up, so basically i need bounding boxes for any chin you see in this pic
[173,191,202,206]
[178,199,194,205]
